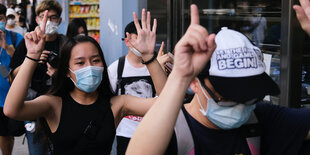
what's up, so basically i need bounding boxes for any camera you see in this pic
[47,51,59,68]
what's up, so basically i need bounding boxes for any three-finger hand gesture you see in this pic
[25,10,48,59]
[294,0,310,36]
[127,9,157,61]
[173,4,216,80]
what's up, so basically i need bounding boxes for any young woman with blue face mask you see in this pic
[4,8,160,154]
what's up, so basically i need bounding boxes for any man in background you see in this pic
[108,20,156,155]
[5,7,27,36]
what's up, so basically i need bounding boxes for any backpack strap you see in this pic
[175,109,195,155]
[116,55,126,94]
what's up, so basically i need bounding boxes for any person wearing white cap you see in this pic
[5,8,26,36]
[126,4,310,155]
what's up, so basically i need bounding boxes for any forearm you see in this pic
[127,72,191,155]
[8,66,20,83]
[4,57,37,118]
[146,59,167,95]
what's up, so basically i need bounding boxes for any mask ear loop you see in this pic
[197,80,212,115]
[198,77,221,102]
[68,68,77,86]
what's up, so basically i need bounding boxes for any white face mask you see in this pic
[41,20,58,35]
[7,19,16,26]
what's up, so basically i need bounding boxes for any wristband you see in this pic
[25,55,40,62]
[142,52,157,65]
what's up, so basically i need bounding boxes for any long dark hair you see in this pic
[48,35,114,99]
[37,36,115,151]
[66,18,88,38]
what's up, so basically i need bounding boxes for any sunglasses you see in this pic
[199,79,260,107]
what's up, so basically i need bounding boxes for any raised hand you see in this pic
[157,41,165,59]
[0,30,7,49]
[156,41,173,74]
[173,4,216,80]
[293,0,310,36]
[127,9,157,61]
[24,10,47,59]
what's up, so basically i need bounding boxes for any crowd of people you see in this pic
[0,0,310,155]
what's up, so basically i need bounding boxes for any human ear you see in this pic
[190,78,200,93]
[124,38,130,47]
[35,16,40,25]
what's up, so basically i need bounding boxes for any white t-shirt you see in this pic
[108,56,153,138]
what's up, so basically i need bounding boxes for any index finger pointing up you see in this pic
[40,10,48,33]
[190,4,200,25]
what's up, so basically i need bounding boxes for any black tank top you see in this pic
[50,93,115,155]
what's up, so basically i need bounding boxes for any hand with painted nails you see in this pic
[127,8,157,62]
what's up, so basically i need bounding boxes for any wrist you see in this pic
[26,53,41,60]
[142,52,157,65]
[169,70,193,86]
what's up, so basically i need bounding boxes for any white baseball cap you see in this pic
[198,27,280,102]
[6,8,15,17]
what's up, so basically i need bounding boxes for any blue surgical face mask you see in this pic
[196,81,256,130]
[0,22,6,32]
[69,66,104,93]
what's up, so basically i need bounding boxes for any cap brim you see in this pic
[209,73,280,103]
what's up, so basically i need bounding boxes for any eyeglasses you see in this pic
[38,15,59,22]
[199,79,260,107]
[215,98,260,107]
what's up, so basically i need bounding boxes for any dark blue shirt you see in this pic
[179,102,310,155]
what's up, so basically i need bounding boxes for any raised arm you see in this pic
[127,9,167,95]
[293,0,310,36]
[4,10,52,121]
[126,4,216,155]
[0,31,15,57]
[111,95,156,127]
